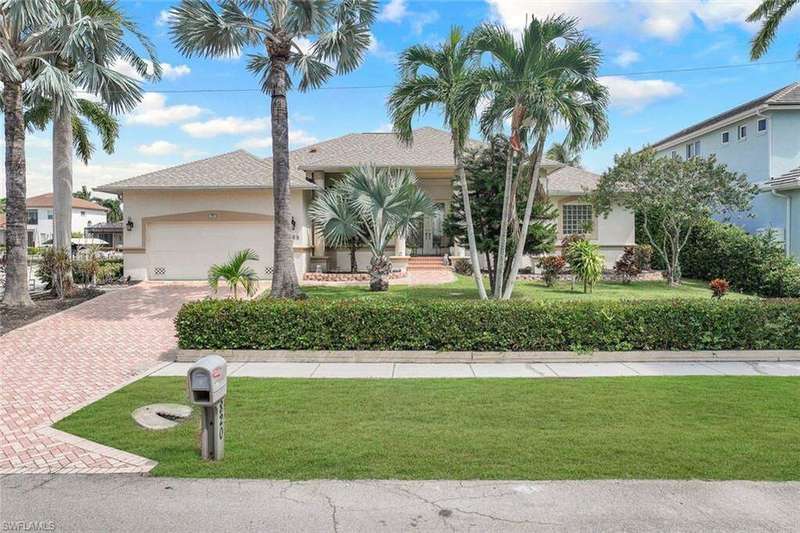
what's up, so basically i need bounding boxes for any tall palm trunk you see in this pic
[2,80,34,307]
[502,135,545,300]
[52,107,75,295]
[493,145,515,298]
[268,44,303,299]
[454,149,487,299]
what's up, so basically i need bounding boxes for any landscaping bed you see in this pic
[176,298,800,351]
[0,288,103,335]
[55,376,800,480]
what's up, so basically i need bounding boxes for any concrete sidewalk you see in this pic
[3,475,798,532]
[150,360,800,378]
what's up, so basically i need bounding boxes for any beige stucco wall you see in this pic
[121,189,312,280]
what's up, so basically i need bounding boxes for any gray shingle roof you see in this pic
[293,127,560,170]
[652,81,800,149]
[544,165,601,195]
[763,165,800,191]
[96,150,316,193]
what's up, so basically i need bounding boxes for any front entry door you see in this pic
[422,203,445,255]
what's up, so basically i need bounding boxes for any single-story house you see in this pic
[96,127,634,281]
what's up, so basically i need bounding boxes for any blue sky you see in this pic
[10,0,800,197]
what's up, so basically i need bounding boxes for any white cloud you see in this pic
[613,50,641,68]
[378,0,437,34]
[377,123,393,133]
[127,93,206,126]
[486,0,763,41]
[368,33,397,63]
[600,76,683,113]
[137,140,178,156]
[112,58,191,81]
[181,116,269,138]
[155,10,173,27]
[378,0,407,22]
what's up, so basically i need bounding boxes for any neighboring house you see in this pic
[83,221,124,249]
[651,81,800,258]
[22,193,108,247]
[96,127,634,281]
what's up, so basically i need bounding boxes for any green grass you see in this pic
[303,276,751,301]
[56,377,799,480]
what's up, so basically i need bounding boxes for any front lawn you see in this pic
[303,276,750,301]
[56,377,800,480]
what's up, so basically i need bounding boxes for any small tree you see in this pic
[564,239,603,293]
[309,165,435,291]
[444,136,557,295]
[208,249,260,299]
[593,149,757,287]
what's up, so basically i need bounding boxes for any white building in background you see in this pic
[24,193,108,247]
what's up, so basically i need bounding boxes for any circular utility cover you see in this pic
[132,403,192,430]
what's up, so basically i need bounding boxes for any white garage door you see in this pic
[147,221,273,280]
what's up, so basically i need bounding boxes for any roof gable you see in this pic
[26,193,107,211]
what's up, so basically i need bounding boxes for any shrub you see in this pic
[566,240,604,293]
[634,244,653,271]
[451,258,473,276]
[614,246,640,283]
[681,218,800,297]
[709,278,729,299]
[537,255,566,287]
[176,299,800,352]
[37,248,71,298]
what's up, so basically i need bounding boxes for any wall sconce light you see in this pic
[291,216,296,232]
[125,218,134,232]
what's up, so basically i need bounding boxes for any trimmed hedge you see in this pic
[176,299,800,351]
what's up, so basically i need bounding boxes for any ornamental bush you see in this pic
[176,298,800,352]
[680,218,800,298]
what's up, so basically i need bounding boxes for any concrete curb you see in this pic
[173,349,800,364]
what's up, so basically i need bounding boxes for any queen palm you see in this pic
[309,165,435,291]
[387,27,488,300]
[472,16,607,298]
[169,0,377,299]
[748,0,799,59]
[0,0,143,306]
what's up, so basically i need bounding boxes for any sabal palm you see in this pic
[208,248,260,299]
[748,0,799,59]
[169,0,377,299]
[0,0,146,306]
[309,164,435,290]
[546,141,581,167]
[472,16,607,298]
[387,26,488,299]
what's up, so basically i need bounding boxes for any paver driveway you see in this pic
[0,283,212,474]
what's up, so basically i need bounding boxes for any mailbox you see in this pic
[186,355,227,461]
[187,355,227,406]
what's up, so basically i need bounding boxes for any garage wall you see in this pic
[122,189,311,280]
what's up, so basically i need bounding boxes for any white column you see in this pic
[395,233,406,256]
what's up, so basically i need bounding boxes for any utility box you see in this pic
[187,355,227,461]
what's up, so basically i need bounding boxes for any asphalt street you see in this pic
[2,475,799,532]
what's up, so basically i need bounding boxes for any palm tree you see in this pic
[208,249,260,299]
[387,27,489,300]
[472,16,608,299]
[169,0,377,299]
[546,141,582,167]
[748,0,799,59]
[0,1,143,306]
[309,165,435,291]
[48,1,158,294]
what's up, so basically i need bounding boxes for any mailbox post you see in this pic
[187,355,227,461]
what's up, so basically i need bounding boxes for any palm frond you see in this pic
[170,0,257,59]
[78,99,119,154]
[71,115,94,164]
